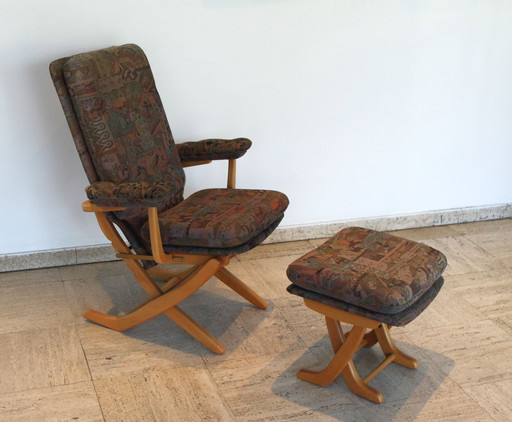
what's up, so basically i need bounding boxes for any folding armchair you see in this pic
[49,44,289,354]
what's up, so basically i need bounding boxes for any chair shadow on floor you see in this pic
[271,336,455,421]
[71,268,270,359]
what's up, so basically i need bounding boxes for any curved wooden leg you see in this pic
[216,267,268,309]
[324,318,384,403]
[165,306,225,354]
[297,323,365,387]
[85,258,221,332]
[346,327,379,348]
[362,329,379,348]
[341,360,384,404]
[375,324,418,369]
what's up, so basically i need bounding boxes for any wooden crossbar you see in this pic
[79,201,268,354]
[297,299,419,403]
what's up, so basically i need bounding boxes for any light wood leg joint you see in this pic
[296,299,419,403]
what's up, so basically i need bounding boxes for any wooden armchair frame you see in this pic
[82,159,267,354]
[297,299,418,403]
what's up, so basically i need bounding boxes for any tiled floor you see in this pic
[0,220,511,421]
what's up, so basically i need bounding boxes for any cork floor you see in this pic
[0,220,511,421]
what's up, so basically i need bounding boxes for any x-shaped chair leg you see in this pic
[296,299,419,403]
[85,208,269,354]
[85,257,226,353]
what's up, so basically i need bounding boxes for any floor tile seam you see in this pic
[200,348,347,419]
[377,375,498,421]
[0,321,79,337]
[402,318,512,336]
[450,280,512,293]
[203,346,305,373]
[459,233,506,261]
[81,358,107,422]
[61,275,85,316]
[59,272,135,284]
[0,278,67,290]
[57,262,129,280]
[201,356,239,422]
[274,315,314,353]
[201,336,309,367]
[77,329,95,380]
[492,318,512,333]
[0,379,99,398]
[87,359,209,384]
[459,381,512,422]
[445,267,507,278]
[402,334,512,352]
[455,373,512,390]
[447,265,512,278]
[496,257,512,269]
[425,233,504,263]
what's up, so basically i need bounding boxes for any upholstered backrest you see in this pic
[50,44,186,256]
[58,44,185,187]
[50,57,100,183]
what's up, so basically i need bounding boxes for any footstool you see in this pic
[286,227,447,403]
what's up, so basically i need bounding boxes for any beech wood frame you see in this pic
[81,159,267,354]
[297,298,419,403]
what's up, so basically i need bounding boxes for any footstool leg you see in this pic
[325,318,384,404]
[346,327,379,348]
[297,323,365,387]
[375,324,418,369]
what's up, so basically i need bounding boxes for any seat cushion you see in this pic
[287,277,444,327]
[287,227,447,314]
[141,188,289,249]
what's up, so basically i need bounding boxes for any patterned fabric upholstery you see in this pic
[163,217,283,256]
[50,44,186,251]
[141,189,289,248]
[86,181,184,207]
[287,277,444,327]
[50,58,99,183]
[177,138,252,162]
[61,45,185,188]
[287,227,447,314]
[50,44,288,257]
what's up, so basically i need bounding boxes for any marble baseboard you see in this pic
[1,203,510,273]
[0,245,117,273]
[265,202,512,244]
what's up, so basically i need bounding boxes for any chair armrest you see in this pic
[176,138,252,163]
[85,181,181,207]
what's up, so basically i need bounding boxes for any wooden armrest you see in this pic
[181,160,212,168]
[82,200,128,212]
[181,159,237,189]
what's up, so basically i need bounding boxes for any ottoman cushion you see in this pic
[287,277,444,327]
[287,227,447,314]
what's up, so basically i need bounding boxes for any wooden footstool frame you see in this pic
[298,298,418,404]
[286,226,447,403]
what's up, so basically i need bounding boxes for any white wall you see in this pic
[1,0,511,255]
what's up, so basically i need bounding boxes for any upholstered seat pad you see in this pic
[141,188,289,249]
[287,277,444,327]
[287,227,447,314]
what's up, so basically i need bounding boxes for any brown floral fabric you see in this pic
[61,44,185,189]
[50,44,289,260]
[287,227,447,314]
[286,277,444,327]
[177,138,252,162]
[141,188,289,248]
[86,181,183,207]
[162,217,283,256]
[50,58,99,183]
[50,44,186,232]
